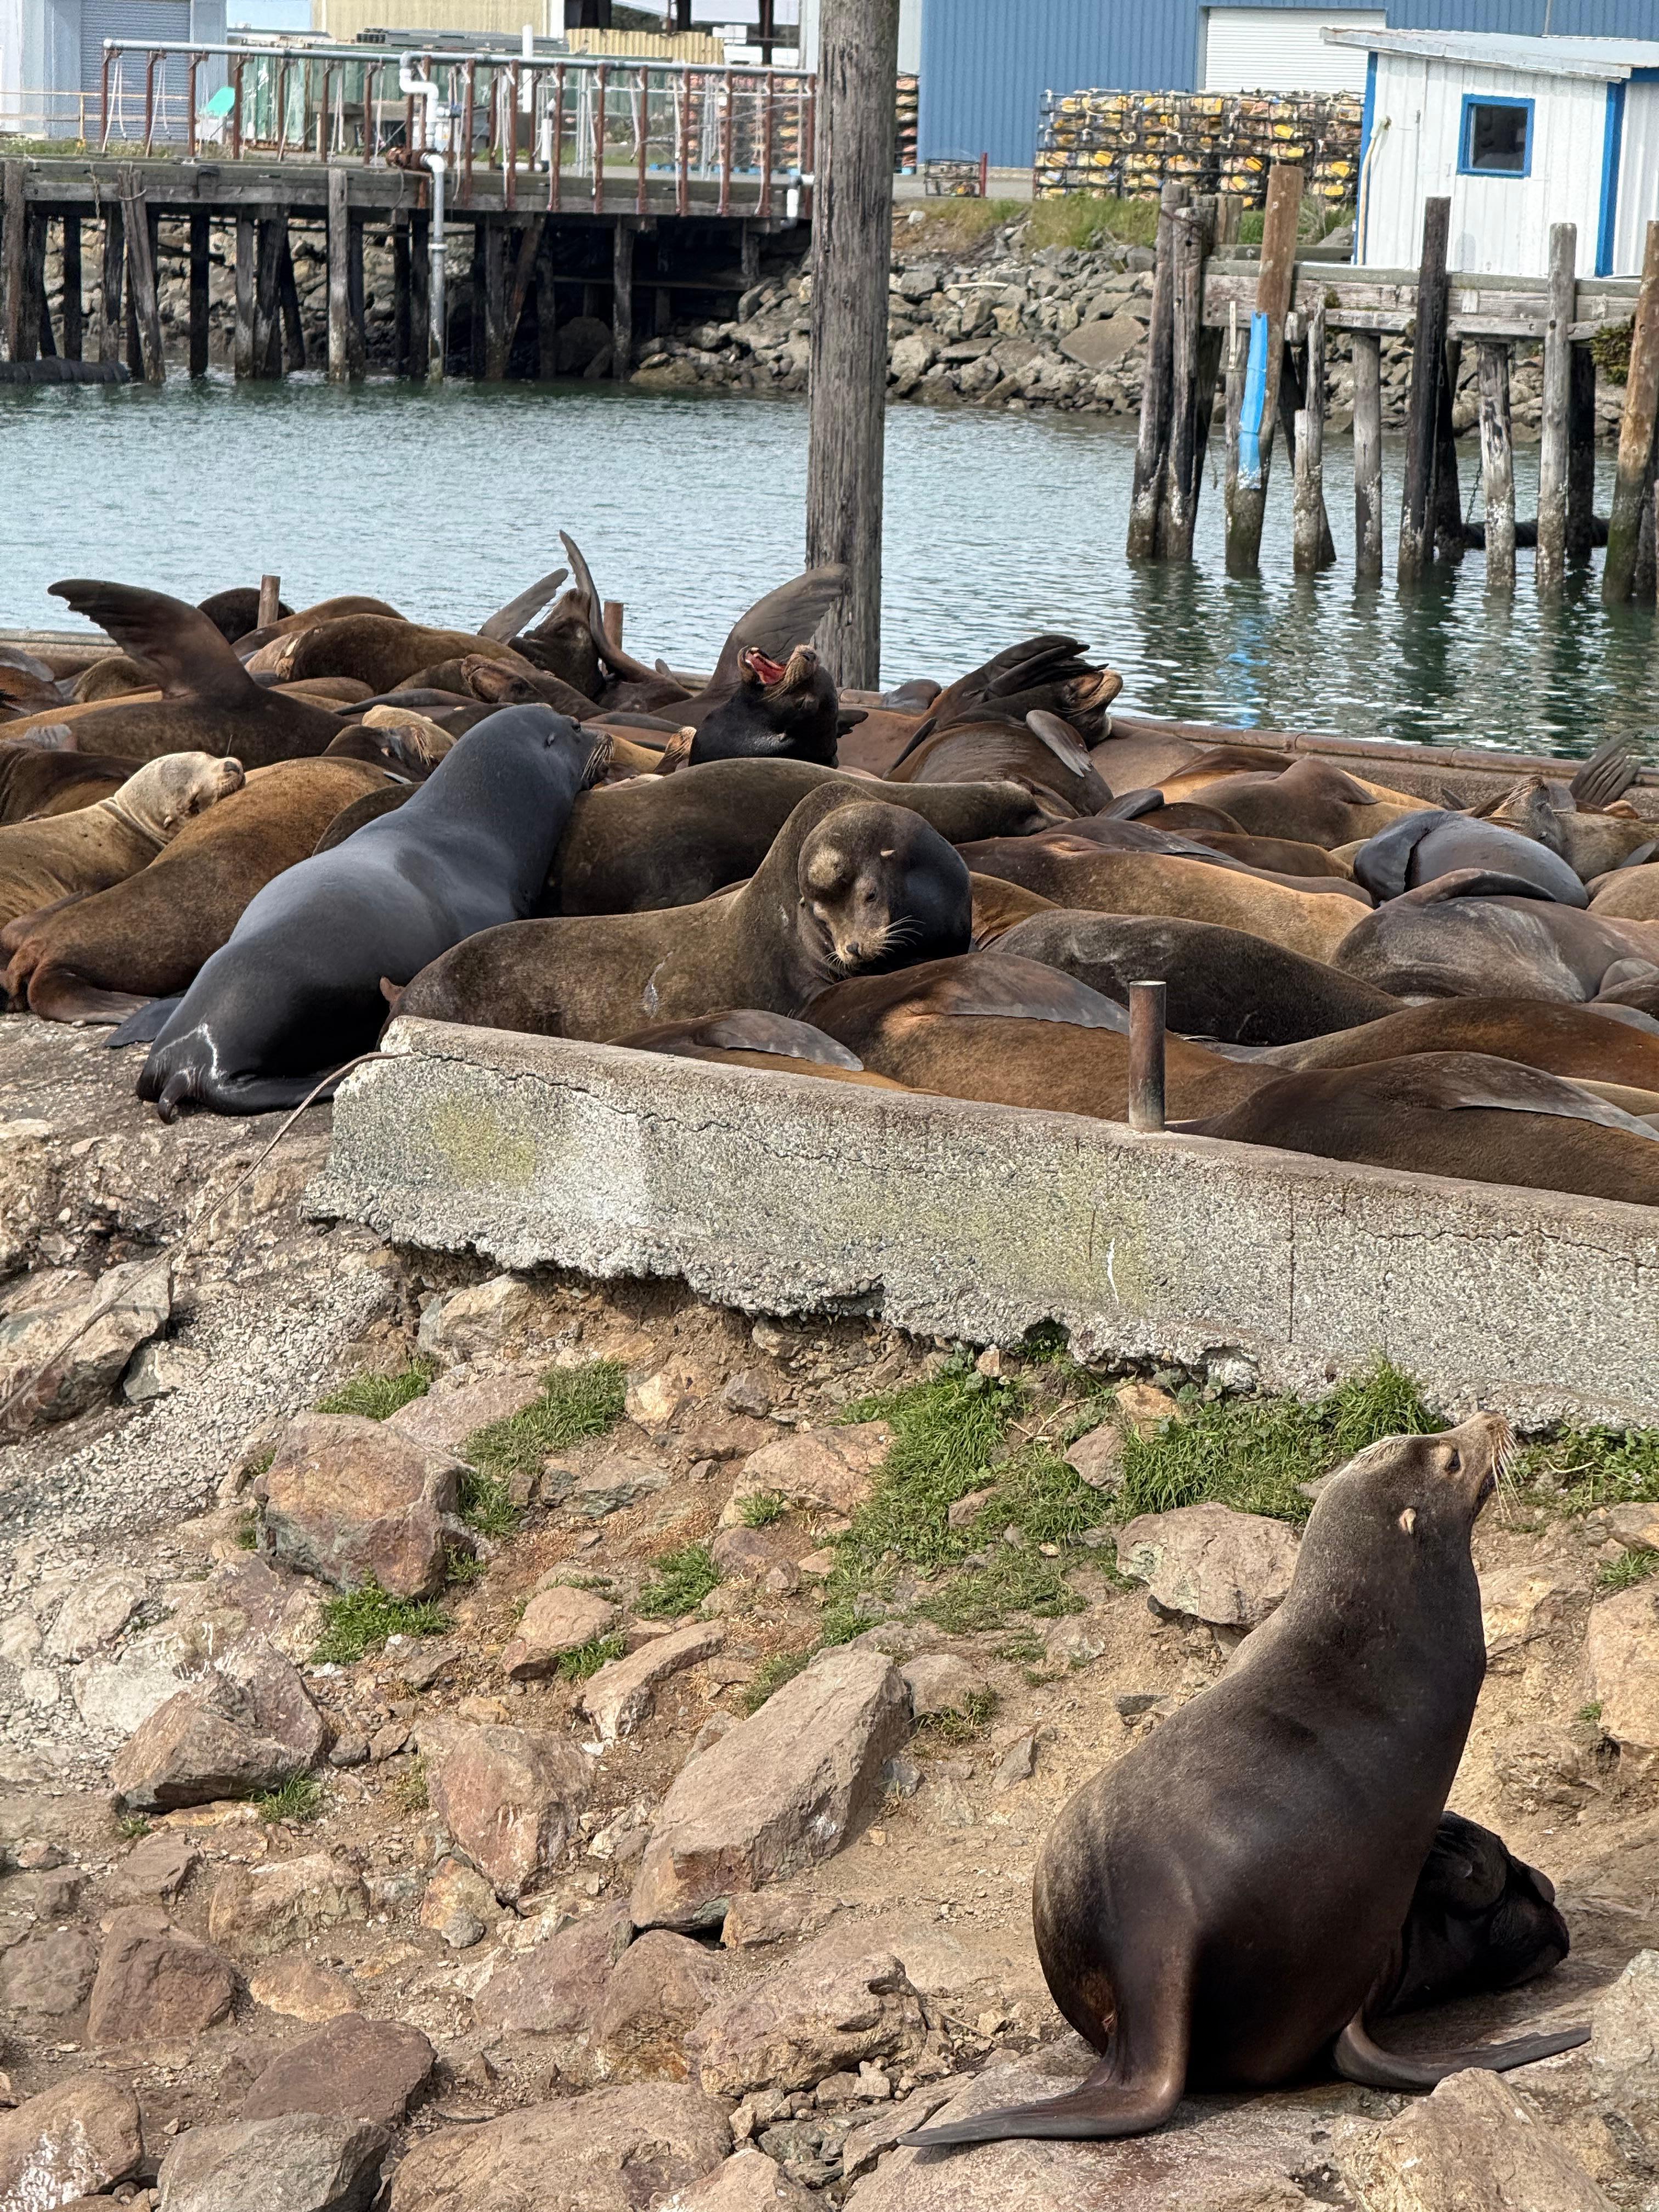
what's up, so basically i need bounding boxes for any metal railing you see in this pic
[91,40,815,219]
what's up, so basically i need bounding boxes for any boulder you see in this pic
[386,2083,731,2212]
[661,2149,816,2208]
[899,1655,988,1719]
[206,1852,370,1962]
[418,1855,499,1949]
[240,2012,435,2126]
[1064,1425,1123,1492]
[1585,1584,1659,1754]
[1588,1948,1659,2112]
[719,1423,893,1528]
[889,333,937,393]
[474,1900,633,2034]
[0,1259,170,1436]
[109,1635,326,1814]
[72,1646,183,1736]
[249,1954,359,2023]
[420,1717,591,1900]
[840,2079,973,2179]
[710,1528,799,1595]
[594,1929,721,2082]
[87,1906,236,2044]
[1479,1565,1577,1669]
[632,1646,910,1931]
[415,1273,535,1361]
[689,1935,925,2097]
[388,1369,541,1456]
[580,1621,725,1743]
[558,1450,670,1520]
[0,2076,144,2207]
[155,2114,389,2212]
[257,1414,463,1600]
[501,1585,622,1680]
[0,1925,99,2016]
[1059,311,1143,371]
[1333,2066,1611,2211]
[42,1564,148,1661]
[1114,1381,1184,1436]
[1115,1504,1299,1629]
[1606,1500,1659,1551]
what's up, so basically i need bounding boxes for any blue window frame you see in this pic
[1458,94,1534,178]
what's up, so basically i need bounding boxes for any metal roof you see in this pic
[1323,28,1659,78]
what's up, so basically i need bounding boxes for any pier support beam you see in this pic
[805,0,902,690]
[328,166,354,382]
[61,213,83,362]
[1289,305,1334,572]
[1351,329,1383,583]
[1155,194,1221,561]
[1127,179,1185,560]
[1567,342,1597,562]
[122,175,166,385]
[1398,195,1450,586]
[0,161,25,363]
[99,200,126,369]
[252,212,285,381]
[612,218,635,380]
[393,213,411,377]
[277,230,305,372]
[1477,341,1515,593]
[27,207,52,358]
[188,211,209,375]
[1605,219,1659,605]
[1536,222,1576,595]
[469,225,487,380]
[1224,160,1302,578]
[1433,337,1465,565]
[409,207,430,381]
[534,220,558,378]
[483,219,509,380]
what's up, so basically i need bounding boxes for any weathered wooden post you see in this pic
[1127,179,1186,560]
[534,221,557,379]
[328,164,352,382]
[1351,329,1383,582]
[0,162,26,364]
[60,213,82,361]
[233,212,255,379]
[276,232,305,373]
[121,172,166,384]
[100,199,127,369]
[805,0,902,689]
[1224,160,1303,577]
[1536,222,1576,594]
[1291,301,1332,573]
[409,208,431,382]
[258,574,281,627]
[482,219,509,380]
[1604,219,1659,606]
[612,218,635,381]
[1477,341,1515,592]
[252,213,285,381]
[187,210,209,376]
[1157,196,1222,561]
[1567,343,1598,561]
[1432,337,1465,565]
[1127,981,1167,1135]
[1398,196,1450,586]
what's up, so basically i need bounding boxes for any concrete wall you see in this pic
[311,1016,1659,1427]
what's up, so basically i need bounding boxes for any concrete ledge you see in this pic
[311,1017,1659,1426]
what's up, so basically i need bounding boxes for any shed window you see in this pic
[1459,96,1532,177]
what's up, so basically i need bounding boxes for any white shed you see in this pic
[1324,27,1659,280]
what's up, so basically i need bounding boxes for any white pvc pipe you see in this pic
[399,54,449,382]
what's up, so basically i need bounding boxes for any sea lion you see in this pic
[970,874,1056,946]
[997,911,1401,1044]
[236,595,405,664]
[198,586,291,642]
[0,744,133,824]
[1369,1810,1570,2028]
[133,709,607,1119]
[1171,756,1426,848]
[1181,1052,1659,1205]
[69,656,155,702]
[890,635,1121,766]
[551,760,1049,915]
[806,953,1268,1121]
[889,715,1110,815]
[46,582,345,766]
[0,753,244,928]
[1589,862,1659,921]
[1242,998,1659,1090]
[687,645,840,767]
[960,825,1369,904]
[271,617,520,692]
[398,789,974,1042]
[614,1011,910,1089]
[1352,810,1588,905]
[1334,874,1659,1002]
[905,1413,1585,2150]
[2,758,395,1024]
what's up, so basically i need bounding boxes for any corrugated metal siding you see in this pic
[1389,2,1659,30]
[1203,6,1384,91]
[1363,50,1607,272]
[1615,76,1659,274]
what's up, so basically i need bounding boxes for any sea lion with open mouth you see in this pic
[686,645,840,767]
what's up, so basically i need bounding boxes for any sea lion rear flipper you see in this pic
[29,973,154,1026]
[1103,788,1163,820]
[48,580,256,708]
[1333,2012,1589,2091]
[900,2053,1185,2148]
[476,565,568,642]
[1569,735,1640,815]
[107,997,183,1048]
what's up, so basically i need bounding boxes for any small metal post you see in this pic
[1127,981,1167,1135]
[602,599,624,647]
[258,574,281,627]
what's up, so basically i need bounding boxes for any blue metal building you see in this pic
[918,0,1659,169]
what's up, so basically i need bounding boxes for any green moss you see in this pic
[115,1813,152,1842]
[740,1490,789,1529]
[464,1359,627,1483]
[743,1645,816,1712]
[1589,319,1633,386]
[256,1772,323,1824]
[316,1359,433,1420]
[234,1510,259,1551]
[1597,1547,1658,1593]
[636,1543,720,1620]
[313,1579,451,1664]
[556,1631,628,1682]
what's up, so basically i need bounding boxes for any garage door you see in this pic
[1201,8,1383,95]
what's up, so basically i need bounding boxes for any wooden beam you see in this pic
[0,161,25,364]
[1127,179,1187,561]
[1398,195,1450,586]
[470,224,487,380]
[1159,199,1223,562]
[534,218,558,379]
[1432,337,1465,565]
[122,174,166,385]
[1605,219,1659,605]
[188,210,210,376]
[327,163,351,382]
[1292,302,1333,573]
[346,213,366,380]
[409,206,430,382]
[611,218,634,381]
[1536,222,1576,594]
[277,229,305,371]
[1225,160,1302,578]
[484,218,510,380]
[233,211,255,379]
[27,209,53,359]
[252,212,285,381]
[805,0,901,690]
[1351,330,1383,583]
[99,200,126,369]
[1566,340,1597,562]
[61,213,83,362]
[393,213,412,378]
[1477,341,1515,593]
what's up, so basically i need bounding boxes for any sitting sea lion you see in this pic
[46,582,345,766]
[1351,809,1588,905]
[133,709,606,1119]
[398,790,974,1042]
[687,646,839,768]
[0,753,243,928]
[614,1011,910,1090]
[1334,873,1659,1002]
[905,1414,1585,2149]
[2,758,396,1024]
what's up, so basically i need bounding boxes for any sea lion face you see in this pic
[796,804,973,976]
[692,647,841,769]
[1329,1411,1514,1542]
[121,751,247,837]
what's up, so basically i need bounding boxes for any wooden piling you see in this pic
[534,220,558,379]
[804,0,903,690]
[1567,341,1598,562]
[409,208,431,382]
[1351,330,1383,582]
[258,574,281,627]
[233,212,254,379]
[1290,303,1334,572]
[1476,341,1516,592]
[1127,179,1187,561]
[122,176,166,385]
[1536,222,1577,594]
[1432,337,1465,565]
[61,213,83,361]
[1156,196,1221,562]
[252,214,285,381]
[277,232,305,372]
[612,219,635,380]
[1398,195,1451,586]
[328,165,351,382]
[602,600,625,647]
[483,220,509,380]
[0,162,25,364]
[100,200,126,369]
[469,225,487,380]
[1604,219,1659,605]
[393,215,411,378]
[505,217,543,371]
[1634,436,1658,603]
[1224,160,1303,578]
[346,212,366,380]
[26,208,52,359]
[188,210,209,376]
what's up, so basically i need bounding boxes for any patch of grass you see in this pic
[743,1645,817,1713]
[1597,1547,1658,1593]
[115,1813,152,1841]
[922,1545,1086,1633]
[312,1579,451,1664]
[818,1593,882,1646]
[896,195,1018,252]
[1579,1702,1604,1725]
[1522,1424,1659,1515]
[636,1543,721,1620]
[1116,1357,1441,1526]
[256,1771,323,1824]
[916,1688,1000,1742]
[993,1630,1045,1664]
[234,1510,258,1551]
[740,1489,789,1529]
[838,1367,1026,1580]
[1028,191,1160,252]
[392,1757,428,1814]
[458,1466,517,1540]
[464,1359,627,1483]
[316,1358,433,1421]
[556,1632,627,1683]
[444,1547,487,1585]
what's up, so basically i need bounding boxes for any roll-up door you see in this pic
[1201,8,1381,95]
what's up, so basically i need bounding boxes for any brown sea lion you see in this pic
[0,744,133,824]
[2,758,395,1023]
[0,753,244,928]
[960,825,1368,904]
[398,791,974,1042]
[236,595,404,663]
[459,652,599,722]
[904,1413,1585,2150]
[1334,875,1659,1002]
[1588,862,1659,920]
[271,617,521,692]
[198,585,292,642]
[969,874,1056,946]
[551,760,1049,915]
[889,715,1110,815]
[1182,1052,1659,1205]
[46,582,345,766]
[614,1011,911,1090]
[1239,998,1659,1088]
[70,655,156,702]
[1170,757,1426,847]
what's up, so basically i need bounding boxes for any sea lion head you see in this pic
[795,800,972,976]
[115,751,246,840]
[1383,1809,1571,2015]
[1318,1410,1514,1550]
[690,645,841,769]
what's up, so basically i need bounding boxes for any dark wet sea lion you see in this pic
[997,911,1400,1044]
[273,617,520,692]
[906,1413,1585,2149]
[1244,998,1659,1088]
[1334,874,1659,1001]
[614,1011,910,1090]
[0,744,132,823]
[2,758,395,1024]
[551,760,1048,915]
[135,710,606,1118]
[47,582,345,766]
[399,790,974,1042]
[198,586,291,643]
[688,645,839,768]
[806,953,1268,1121]
[313,785,414,853]
[1182,1052,1659,1205]
[1372,1811,1570,2032]
[0,753,243,928]
[1352,810,1588,905]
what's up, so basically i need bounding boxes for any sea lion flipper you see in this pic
[29,974,153,1026]
[107,996,182,1048]
[707,565,850,693]
[476,566,568,643]
[1333,2013,1589,2091]
[1569,734,1640,815]
[48,580,255,708]
[902,2038,1187,2149]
